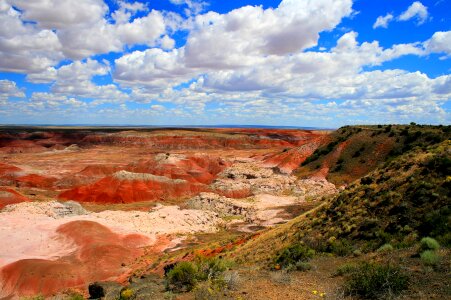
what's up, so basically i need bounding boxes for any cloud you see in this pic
[8,0,108,29]
[0,79,24,102]
[424,31,451,56]
[0,0,449,126]
[373,13,393,29]
[398,1,428,25]
[109,28,450,126]
[27,59,129,104]
[114,48,194,92]
[112,1,148,24]
[0,0,176,70]
[55,9,169,60]
[183,0,353,68]
[0,2,63,73]
[169,0,208,16]
[374,1,428,30]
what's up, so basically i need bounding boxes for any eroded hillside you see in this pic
[0,125,449,299]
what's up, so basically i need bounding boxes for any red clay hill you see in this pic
[0,220,153,298]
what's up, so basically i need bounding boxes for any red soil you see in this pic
[59,154,230,203]
[58,175,208,204]
[16,174,57,189]
[263,136,327,174]
[0,163,22,176]
[312,140,350,179]
[0,220,151,298]
[0,163,23,185]
[0,188,29,209]
[128,155,229,185]
[77,165,120,177]
[0,162,56,188]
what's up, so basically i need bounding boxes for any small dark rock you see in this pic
[89,281,122,299]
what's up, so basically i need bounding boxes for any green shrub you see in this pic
[68,293,84,300]
[120,288,135,300]
[193,280,221,300]
[342,263,409,299]
[420,250,441,266]
[377,243,394,253]
[333,263,357,277]
[21,296,45,300]
[419,237,440,251]
[196,257,231,281]
[166,261,199,292]
[286,261,312,272]
[274,244,315,268]
[166,257,232,293]
[328,239,353,256]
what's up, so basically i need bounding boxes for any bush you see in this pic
[361,176,374,185]
[333,263,357,277]
[193,281,221,300]
[420,250,441,266]
[377,243,394,253]
[68,293,84,300]
[166,261,199,292]
[120,288,135,300]
[286,261,312,272]
[166,257,232,293]
[328,239,353,256]
[419,237,440,251]
[274,244,315,268]
[270,270,291,285]
[342,263,409,299]
[222,271,240,290]
[196,257,231,281]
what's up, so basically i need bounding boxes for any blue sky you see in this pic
[0,0,450,127]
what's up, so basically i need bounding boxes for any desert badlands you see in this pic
[0,125,449,299]
[0,127,335,298]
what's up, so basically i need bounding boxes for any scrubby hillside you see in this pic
[296,124,450,185]
[235,138,450,264]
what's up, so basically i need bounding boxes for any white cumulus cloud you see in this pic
[373,13,393,29]
[398,1,429,25]
[0,79,24,102]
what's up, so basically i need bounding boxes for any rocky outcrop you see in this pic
[211,162,297,198]
[188,192,255,222]
[293,178,337,200]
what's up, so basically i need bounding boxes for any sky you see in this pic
[0,0,450,127]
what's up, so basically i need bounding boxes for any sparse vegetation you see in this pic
[298,124,450,186]
[419,237,440,252]
[274,244,315,270]
[342,263,409,299]
[119,288,135,300]
[333,263,357,277]
[420,250,441,266]
[377,243,394,253]
[166,261,199,292]
[68,293,84,300]
[165,257,232,293]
